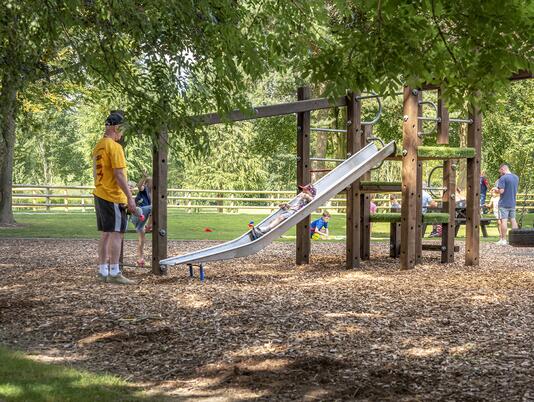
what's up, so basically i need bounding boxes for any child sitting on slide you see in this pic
[251,184,317,240]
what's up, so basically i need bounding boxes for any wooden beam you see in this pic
[423,244,460,252]
[437,88,455,263]
[390,222,401,258]
[465,106,482,266]
[296,87,311,265]
[436,90,450,145]
[360,183,402,193]
[510,70,533,81]
[197,96,347,125]
[360,124,372,260]
[152,127,168,275]
[415,92,423,264]
[400,87,419,270]
[346,92,362,269]
[423,71,532,90]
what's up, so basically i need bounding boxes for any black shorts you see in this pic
[94,195,127,233]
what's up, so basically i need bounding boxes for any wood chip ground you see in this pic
[1,239,533,401]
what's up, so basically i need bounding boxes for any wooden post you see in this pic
[465,106,482,266]
[415,92,423,263]
[390,222,401,258]
[400,87,419,270]
[152,127,168,275]
[346,92,362,268]
[436,90,450,145]
[360,124,371,260]
[437,89,455,263]
[32,190,37,211]
[45,186,50,212]
[64,189,69,212]
[296,86,311,265]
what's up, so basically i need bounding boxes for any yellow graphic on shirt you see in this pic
[92,138,128,204]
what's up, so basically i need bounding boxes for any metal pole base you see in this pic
[187,263,205,282]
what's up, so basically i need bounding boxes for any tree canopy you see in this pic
[1,0,533,223]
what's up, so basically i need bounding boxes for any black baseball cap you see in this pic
[105,110,125,126]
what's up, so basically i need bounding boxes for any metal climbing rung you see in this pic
[418,116,442,122]
[310,169,332,173]
[310,127,346,133]
[449,118,473,124]
[310,157,345,163]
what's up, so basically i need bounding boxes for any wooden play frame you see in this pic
[149,72,532,274]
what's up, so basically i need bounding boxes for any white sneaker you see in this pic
[501,239,508,245]
[108,273,136,285]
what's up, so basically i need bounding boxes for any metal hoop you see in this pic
[366,136,386,170]
[417,100,440,137]
[427,164,444,199]
[358,92,383,126]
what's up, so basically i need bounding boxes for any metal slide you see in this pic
[160,141,396,267]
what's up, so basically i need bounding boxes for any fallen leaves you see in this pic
[0,238,533,400]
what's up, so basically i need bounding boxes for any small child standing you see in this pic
[369,194,378,214]
[389,194,401,212]
[310,211,330,239]
[487,186,501,237]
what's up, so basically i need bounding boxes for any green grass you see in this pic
[1,210,348,241]
[1,210,532,243]
[0,346,163,402]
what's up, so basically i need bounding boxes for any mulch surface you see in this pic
[1,238,534,401]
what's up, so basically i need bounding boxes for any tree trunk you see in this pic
[0,72,19,225]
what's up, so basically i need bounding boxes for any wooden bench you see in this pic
[454,217,496,238]
[369,213,450,258]
[422,207,497,238]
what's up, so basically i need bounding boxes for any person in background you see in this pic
[128,180,151,268]
[136,171,152,231]
[389,194,401,212]
[480,171,489,213]
[422,187,439,237]
[487,184,502,238]
[369,194,378,214]
[310,211,330,239]
[422,188,437,213]
[455,187,466,208]
[496,163,519,245]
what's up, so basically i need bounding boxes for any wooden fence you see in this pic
[11,184,534,214]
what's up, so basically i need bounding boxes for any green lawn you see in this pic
[1,210,532,242]
[0,347,164,402]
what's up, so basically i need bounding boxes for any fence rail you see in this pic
[11,184,534,214]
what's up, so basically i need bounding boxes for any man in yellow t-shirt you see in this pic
[92,111,136,285]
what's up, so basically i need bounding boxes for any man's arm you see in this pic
[92,157,96,181]
[114,168,136,212]
[497,177,505,194]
